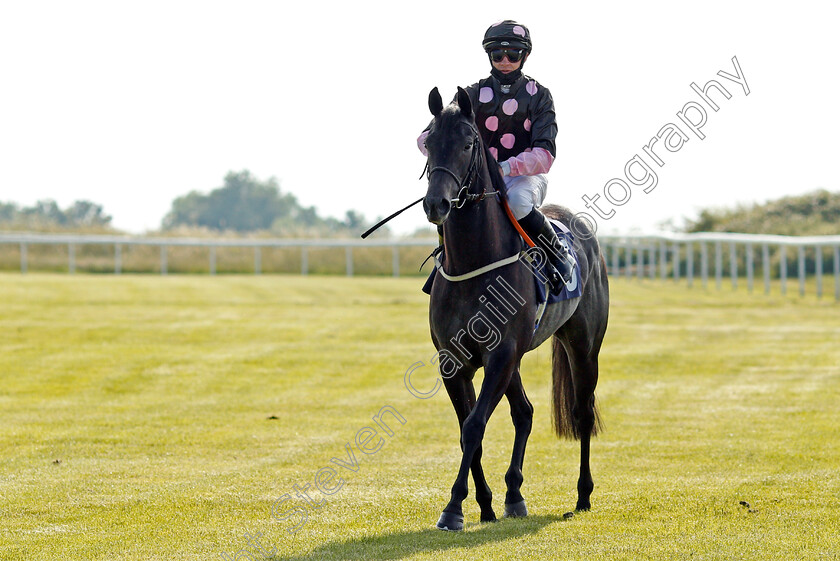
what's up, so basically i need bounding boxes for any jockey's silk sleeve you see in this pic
[506,147,555,177]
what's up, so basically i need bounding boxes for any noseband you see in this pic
[425,124,498,208]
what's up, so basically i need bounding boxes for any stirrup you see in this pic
[540,245,575,295]
[538,238,575,294]
[555,253,575,286]
[546,263,565,296]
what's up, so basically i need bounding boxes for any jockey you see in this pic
[418,20,575,294]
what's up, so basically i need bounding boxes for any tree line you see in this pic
[161,170,378,236]
[3,172,835,237]
[684,189,839,236]
[1,170,383,237]
[0,200,112,230]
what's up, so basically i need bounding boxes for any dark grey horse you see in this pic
[422,87,610,531]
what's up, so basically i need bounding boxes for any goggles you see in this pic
[489,48,525,63]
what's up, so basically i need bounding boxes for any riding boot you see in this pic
[517,208,576,295]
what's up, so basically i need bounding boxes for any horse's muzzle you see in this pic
[423,195,451,226]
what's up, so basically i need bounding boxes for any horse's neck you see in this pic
[442,169,520,273]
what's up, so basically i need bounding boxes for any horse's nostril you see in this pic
[423,196,451,225]
[438,199,451,217]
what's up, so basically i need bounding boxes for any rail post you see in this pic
[345,246,353,276]
[20,242,27,274]
[762,243,770,294]
[780,245,787,295]
[746,243,754,293]
[686,242,694,288]
[816,246,823,299]
[729,242,737,291]
[797,245,806,297]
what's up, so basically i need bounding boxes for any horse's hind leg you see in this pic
[567,349,600,511]
[442,374,496,525]
[554,289,607,512]
[503,368,533,517]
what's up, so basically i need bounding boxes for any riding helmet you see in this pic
[482,20,532,53]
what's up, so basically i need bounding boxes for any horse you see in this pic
[421,86,610,531]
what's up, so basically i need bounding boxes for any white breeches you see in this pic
[504,174,548,220]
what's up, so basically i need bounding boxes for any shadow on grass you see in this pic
[270,515,564,561]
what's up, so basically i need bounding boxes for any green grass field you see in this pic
[1,274,838,560]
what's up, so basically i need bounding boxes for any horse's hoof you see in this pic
[480,510,497,523]
[436,511,464,531]
[575,500,591,512]
[503,500,528,518]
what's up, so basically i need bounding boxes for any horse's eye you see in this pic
[464,142,472,151]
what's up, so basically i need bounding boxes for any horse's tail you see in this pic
[551,337,602,440]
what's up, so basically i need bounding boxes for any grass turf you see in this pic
[1,273,838,560]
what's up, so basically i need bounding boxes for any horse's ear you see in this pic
[429,87,443,117]
[456,86,473,119]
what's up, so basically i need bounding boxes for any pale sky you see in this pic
[1,1,838,236]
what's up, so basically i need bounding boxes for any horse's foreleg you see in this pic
[437,353,515,531]
[469,440,495,522]
[503,369,533,517]
[442,375,496,523]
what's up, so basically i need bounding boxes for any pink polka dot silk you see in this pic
[526,80,538,96]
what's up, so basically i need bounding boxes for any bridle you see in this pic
[419,120,531,282]
[423,123,500,209]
